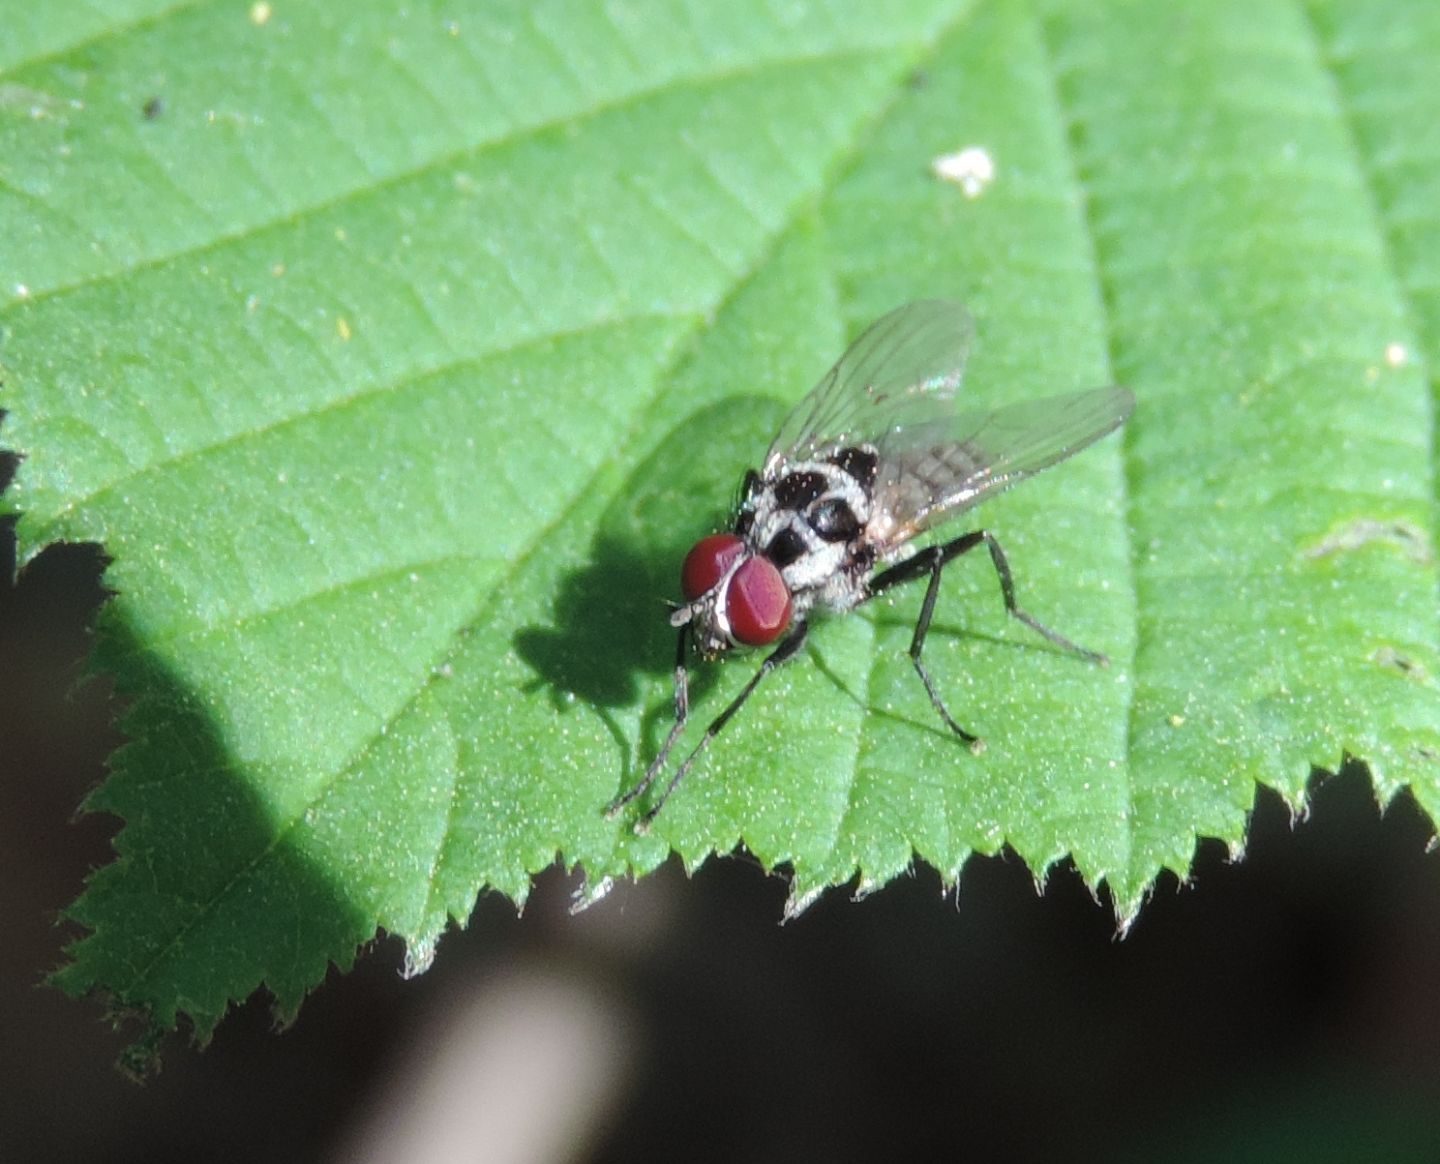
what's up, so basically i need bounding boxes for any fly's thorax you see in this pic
[738,451,877,605]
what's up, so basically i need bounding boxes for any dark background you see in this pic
[6,515,1440,1163]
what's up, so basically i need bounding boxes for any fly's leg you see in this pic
[868,529,1107,746]
[607,624,691,818]
[974,531,1109,664]
[875,537,984,748]
[632,622,809,833]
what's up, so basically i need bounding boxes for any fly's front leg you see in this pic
[868,529,1107,748]
[634,622,809,833]
[607,624,691,817]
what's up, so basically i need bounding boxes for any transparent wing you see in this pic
[763,300,974,473]
[869,386,1135,555]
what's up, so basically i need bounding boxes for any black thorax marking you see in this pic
[740,448,877,600]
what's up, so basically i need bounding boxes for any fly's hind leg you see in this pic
[867,529,1107,748]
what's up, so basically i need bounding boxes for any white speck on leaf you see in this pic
[931,146,996,198]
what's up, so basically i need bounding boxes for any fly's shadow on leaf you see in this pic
[515,395,785,717]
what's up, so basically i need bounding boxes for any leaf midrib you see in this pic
[29,310,689,553]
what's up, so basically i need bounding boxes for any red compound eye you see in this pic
[681,533,745,601]
[726,557,793,646]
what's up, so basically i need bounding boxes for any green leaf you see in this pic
[4,0,1439,1048]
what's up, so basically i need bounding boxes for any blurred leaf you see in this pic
[2,0,1438,1048]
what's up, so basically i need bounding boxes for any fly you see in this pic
[610,301,1134,829]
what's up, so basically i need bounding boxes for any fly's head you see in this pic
[673,532,792,657]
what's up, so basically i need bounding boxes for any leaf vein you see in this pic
[18,44,913,308]
[38,310,690,536]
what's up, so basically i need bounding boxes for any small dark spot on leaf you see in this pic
[1371,645,1429,683]
[142,96,165,120]
[1373,646,1412,672]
